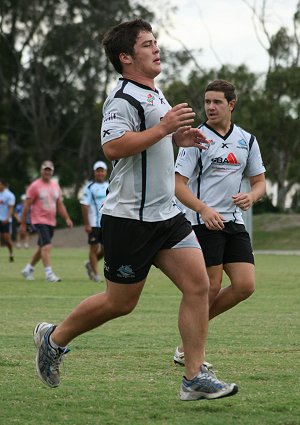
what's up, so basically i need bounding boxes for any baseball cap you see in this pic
[93,161,107,171]
[41,160,54,171]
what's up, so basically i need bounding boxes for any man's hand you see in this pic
[173,127,211,149]
[232,192,253,211]
[201,205,225,230]
[160,103,196,134]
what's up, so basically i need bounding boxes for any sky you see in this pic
[154,0,299,73]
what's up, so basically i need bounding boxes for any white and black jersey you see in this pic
[175,122,266,225]
[101,78,180,222]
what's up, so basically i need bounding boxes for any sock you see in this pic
[24,263,34,272]
[45,266,52,276]
[49,334,66,351]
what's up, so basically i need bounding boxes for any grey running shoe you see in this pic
[173,346,213,370]
[22,268,34,281]
[84,261,94,280]
[33,322,69,388]
[180,366,238,401]
[46,273,61,283]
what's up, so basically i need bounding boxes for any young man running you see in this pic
[174,80,266,366]
[33,21,237,401]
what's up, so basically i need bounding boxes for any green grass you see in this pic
[253,213,300,250]
[0,248,300,425]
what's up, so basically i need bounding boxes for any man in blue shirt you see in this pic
[0,178,16,262]
[80,161,109,282]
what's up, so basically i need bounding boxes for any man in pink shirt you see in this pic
[20,160,73,282]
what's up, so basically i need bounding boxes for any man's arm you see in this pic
[81,204,91,233]
[232,173,266,211]
[57,198,73,228]
[103,103,206,161]
[20,199,32,232]
[175,173,225,230]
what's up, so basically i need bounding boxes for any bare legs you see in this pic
[51,247,209,381]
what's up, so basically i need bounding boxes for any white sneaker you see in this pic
[46,273,61,283]
[22,268,34,280]
[173,346,213,370]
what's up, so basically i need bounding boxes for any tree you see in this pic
[241,0,300,209]
[0,0,155,196]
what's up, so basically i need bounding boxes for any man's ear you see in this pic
[119,52,132,65]
[229,99,236,112]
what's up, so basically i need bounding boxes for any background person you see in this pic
[0,178,15,262]
[20,160,73,282]
[32,19,237,402]
[174,79,266,366]
[80,160,109,282]
[14,194,31,248]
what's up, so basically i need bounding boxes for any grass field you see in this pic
[0,248,299,425]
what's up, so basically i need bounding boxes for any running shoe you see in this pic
[173,346,213,370]
[33,322,69,388]
[46,273,61,283]
[180,366,238,401]
[21,268,34,281]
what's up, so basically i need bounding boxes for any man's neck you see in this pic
[122,72,155,90]
[207,121,232,136]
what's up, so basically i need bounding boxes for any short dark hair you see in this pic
[205,80,237,103]
[0,178,7,186]
[102,19,153,74]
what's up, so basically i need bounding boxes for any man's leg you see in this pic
[40,243,52,267]
[89,244,99,275]
[50,279,145,346]
[209,262,255,320]
[34,279,146,387]
[155,247,209,380]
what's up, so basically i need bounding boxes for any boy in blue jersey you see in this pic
[0,178,15,262]
[174,80,266,366]
[33,20,238,401]
[80,161,109,282]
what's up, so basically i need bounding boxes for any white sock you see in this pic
[45,266,52,276]
[24,263,34,272]
[49,334,65,350]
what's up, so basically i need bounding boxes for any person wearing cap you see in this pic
[20,160,73,282]
[0,178,16,262]
[14,193,31,248]
[80,161,109,282]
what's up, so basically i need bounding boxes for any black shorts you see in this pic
[193,222,254,267]
[102,213,193,284]
[35,224,55,247]
[88,227,103,245]
[0,222,10,233]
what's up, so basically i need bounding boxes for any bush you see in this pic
[56,197,83,228]
[253,195,280,214]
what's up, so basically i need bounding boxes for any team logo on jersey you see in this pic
[102,129,112,138]
[211,153,240,166]
[103,112,116,122]
[237,139,247,149]
[147,93,155,105]
[117,265,135,278]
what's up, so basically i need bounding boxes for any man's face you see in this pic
[123,31,161,79]
[204,91,235,126]
[40,167,53,181]
[94,168,107,182]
